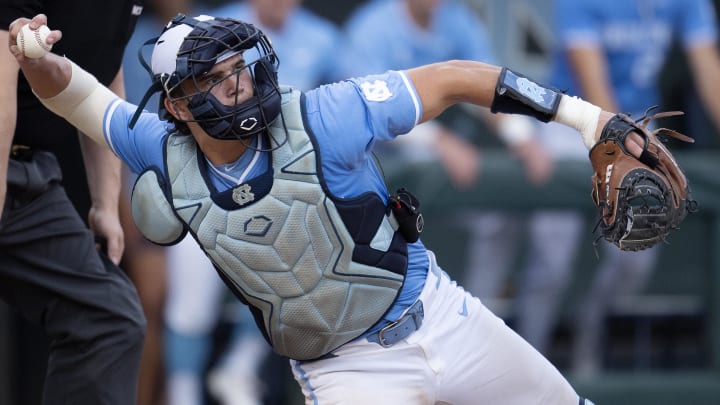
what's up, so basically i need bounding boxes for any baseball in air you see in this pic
[16,24,53,59]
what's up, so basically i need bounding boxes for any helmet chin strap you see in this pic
[129,37,165,129]
[129,80,164,129]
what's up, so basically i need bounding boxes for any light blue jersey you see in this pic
[210,3,343,91]
[341,0,495,77]
[550,0,718,115]
[105,69,430,324]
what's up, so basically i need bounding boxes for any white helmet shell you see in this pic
[150,15,214,77]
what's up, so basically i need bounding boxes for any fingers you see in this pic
[7,18,29,54]
[26,14,48,29]
[434,128,481,189]
[526,155,554,185]
[595,112,647,159]
[7,14,62,59]
[624,132,645,158]
[106,233,125,266]
[95,233,125,265]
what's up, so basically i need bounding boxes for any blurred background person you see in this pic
[458,0,720,374]
[340,0,494,191]
[212,0,345,92]
[544,0,720,377]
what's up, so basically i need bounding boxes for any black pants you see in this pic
[0,151,146,405]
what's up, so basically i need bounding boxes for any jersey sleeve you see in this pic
[105,100,168,174]
[303,70,421,168]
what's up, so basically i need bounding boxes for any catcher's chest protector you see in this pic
[162,89,407,360]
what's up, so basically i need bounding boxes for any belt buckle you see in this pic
[375,300,423,348]
[11,145,30,154]
[11,145,32,160]
[376,319,401,348]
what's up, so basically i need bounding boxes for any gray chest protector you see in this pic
[131,88,408,360]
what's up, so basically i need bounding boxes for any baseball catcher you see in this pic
[589,108,697,251]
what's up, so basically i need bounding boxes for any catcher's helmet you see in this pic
[130,14,281,142]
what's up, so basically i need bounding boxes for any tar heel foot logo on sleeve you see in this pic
[516,77,547,104]
[232,183,255,206]
[360,80,392,102]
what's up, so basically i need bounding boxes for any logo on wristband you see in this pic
[517,77,547,104]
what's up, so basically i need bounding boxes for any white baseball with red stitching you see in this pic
[16,24,52,59]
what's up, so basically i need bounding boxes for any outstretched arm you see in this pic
[7,14,125,262]
[406,60,644,157]
[11,15,644,160]
[8,15,119,150]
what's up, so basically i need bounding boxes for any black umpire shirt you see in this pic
[0,0,142,221]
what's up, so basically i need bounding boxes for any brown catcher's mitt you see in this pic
[589,108,697,251]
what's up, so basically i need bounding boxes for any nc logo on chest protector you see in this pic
[360,80,392,102]
[232,183,255,206]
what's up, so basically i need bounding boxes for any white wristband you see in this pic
[554,95,602,150]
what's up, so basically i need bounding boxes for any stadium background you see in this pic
[1,0,719,403]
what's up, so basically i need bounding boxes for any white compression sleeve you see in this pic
[554,95,602,150]
[37,59,119,148]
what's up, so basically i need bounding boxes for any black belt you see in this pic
[367,300,424,347]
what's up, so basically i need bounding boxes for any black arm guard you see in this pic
[490,67,562,122]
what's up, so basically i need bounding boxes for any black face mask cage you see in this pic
[129,14,283,146]
[177,54,281,142]
[170,16,266,90]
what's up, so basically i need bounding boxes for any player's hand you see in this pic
[434,128,481,189]
[589,109,694,251]
[510,138,554,185]
[88,205,125,265]
[596,111,645,158]
[7,14,62,63]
